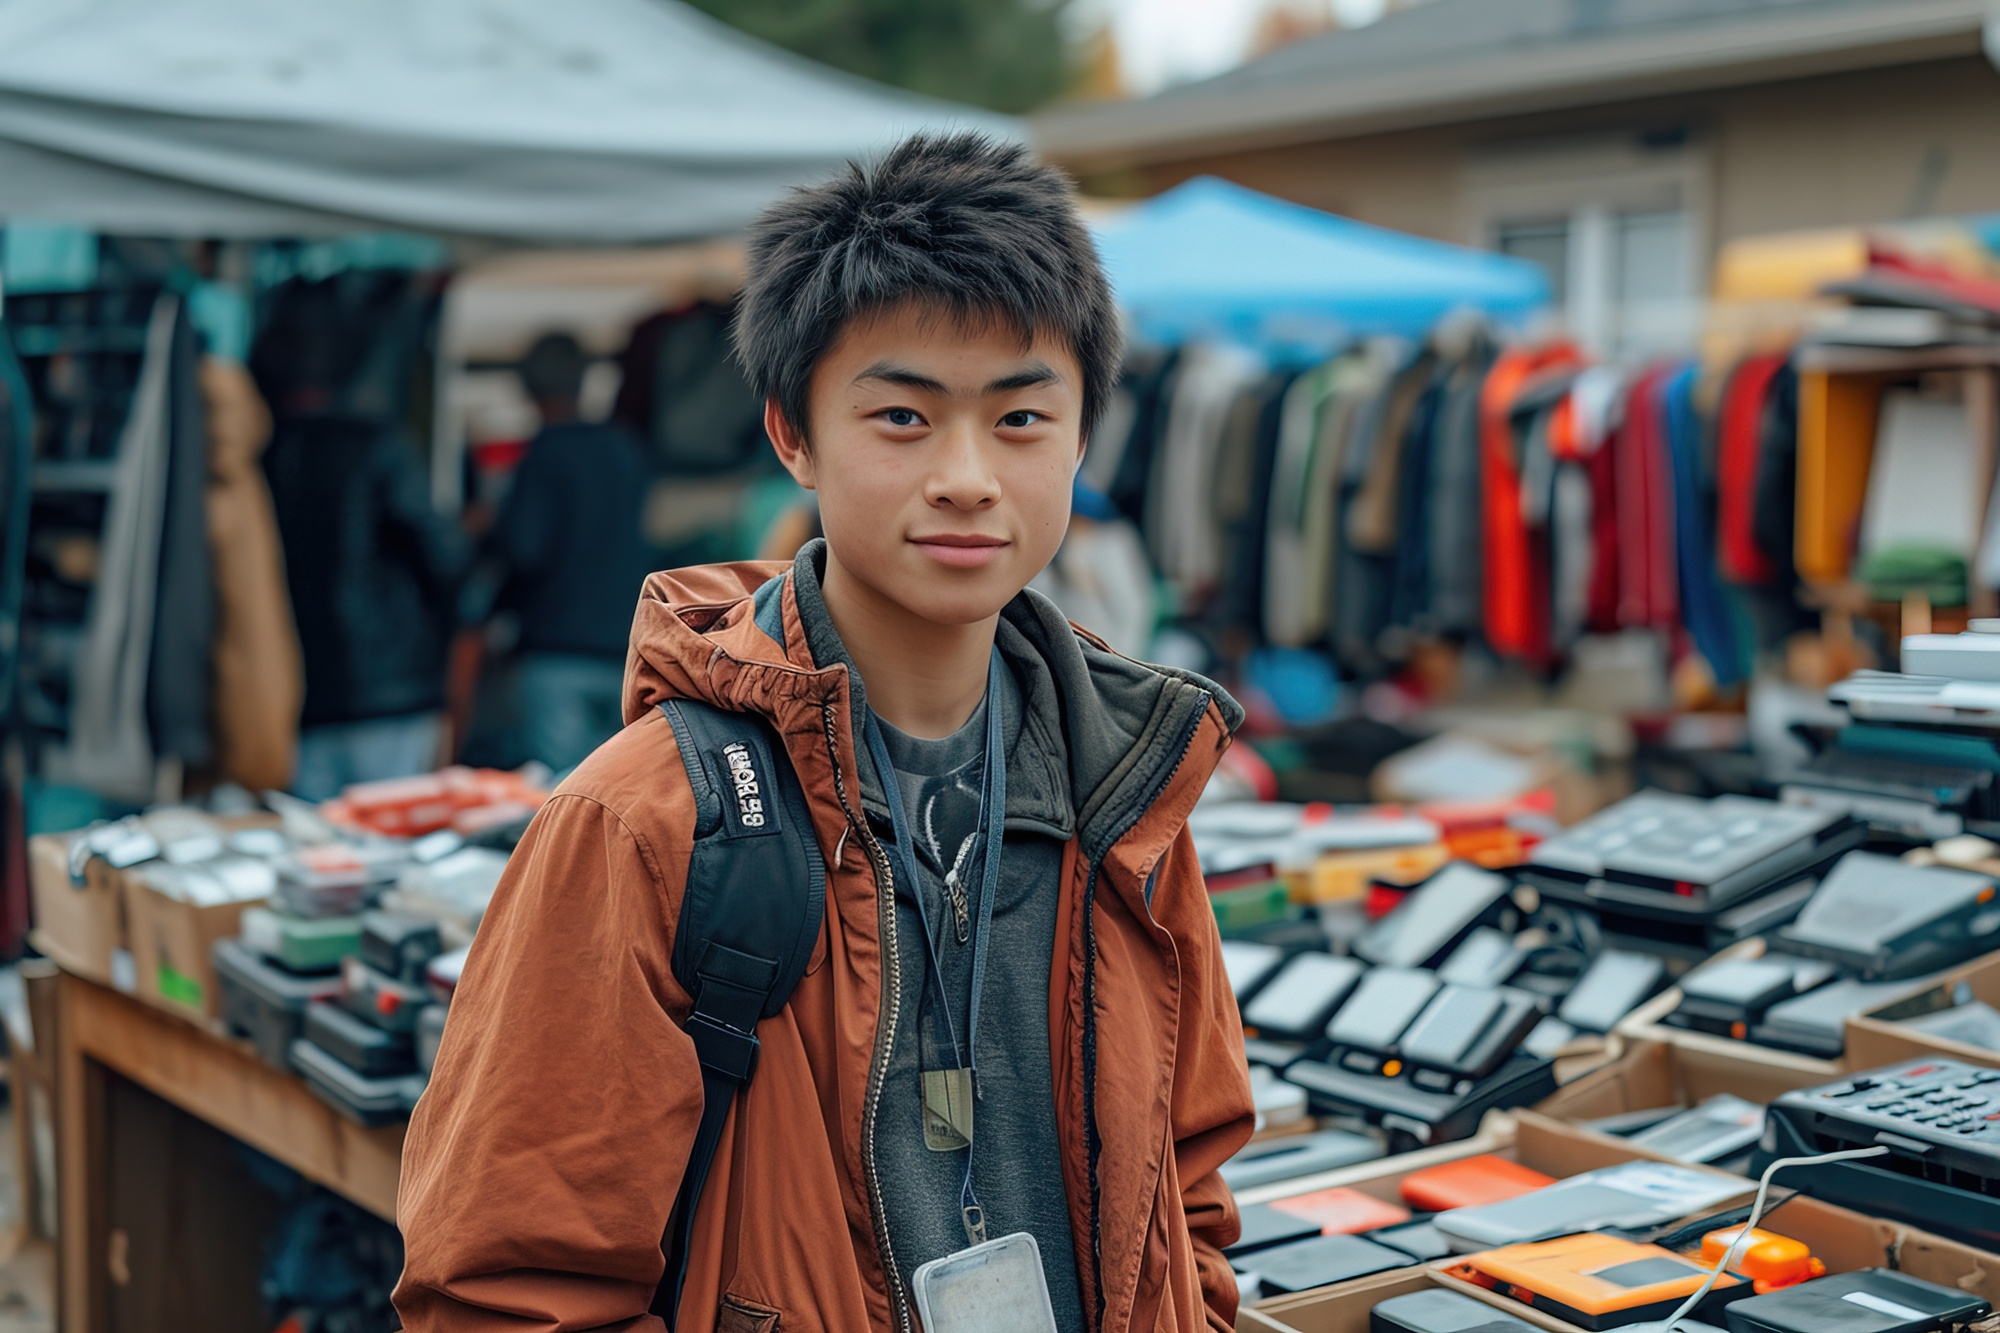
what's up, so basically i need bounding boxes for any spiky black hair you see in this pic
[734,132,1119,443]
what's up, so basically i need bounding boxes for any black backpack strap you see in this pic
[649,699,825,1327]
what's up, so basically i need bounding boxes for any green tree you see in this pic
[687,0,1074,114]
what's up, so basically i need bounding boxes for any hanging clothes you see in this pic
[202,358,303,794]
[1421,339,1494,641]
[1332,342,1433,670]
[1609,366,1680,633]
[149,296,215,771]
[1716,353,1789,586]
[1144,343,1265,596]
[43,295,180,803]
[1263,347,1393,646]
[1749,362,1802,590]
[1662,365,1747,686]
[1214,370,1297,635]
[1479,343,1583,661]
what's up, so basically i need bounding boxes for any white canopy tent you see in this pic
[0,0,1019,244]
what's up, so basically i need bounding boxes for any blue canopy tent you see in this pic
[1094,176,1550,353]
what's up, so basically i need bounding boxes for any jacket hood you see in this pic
[624,541,1244,861]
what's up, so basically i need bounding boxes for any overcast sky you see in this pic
[1094,0,1394,95]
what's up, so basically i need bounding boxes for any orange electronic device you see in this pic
[1399,1154,1555,1212]
[1457,1233,1746,1330]
[1699,1227,1823,1294]
[1267,1186,1411,1236]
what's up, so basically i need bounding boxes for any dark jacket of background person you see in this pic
[264,415,468,727]
[488,419,651,660]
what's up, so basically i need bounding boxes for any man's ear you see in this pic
[765,399,816,490]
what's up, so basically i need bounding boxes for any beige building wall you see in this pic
[1085,55,2000,263]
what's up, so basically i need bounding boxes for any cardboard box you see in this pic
[1845,949,2000,1073]
[1246,1110,2000,1333]
[27,830,127,986]
[121,863,270,1023]
[1240,1113,1756,1324]
[1537,1038,1834,1125]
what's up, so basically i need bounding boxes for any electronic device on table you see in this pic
[1287,979,1553,1152]
[1759,1058,2000,1250]
[1772,852,2000,981]
[1398,1155,1554,1212]
[1233,1232,1408,1295]
[1722,1269,1990,1333]
[1433,1161,1747,1253]
[1520,792,1862,954]
[1370,1290,1535,1332]
[1752,978,1930,1060]
[1221,940,1286,1005]
[1437,927,1527,988]
[1223,1204,1323,1259]
[1455,1233,1747,1330]
[1241,951,1366,1070]
[1621,1095,1766,1167]
[1355,863,1516,970]
[1218,1127,1381,1190]
[1243,953,1366,1041]
[1667,956,1836,1040]
[1559,949,1670,1034]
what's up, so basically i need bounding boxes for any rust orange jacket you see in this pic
[394,546,1255,1333]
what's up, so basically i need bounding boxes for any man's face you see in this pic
[776,301,1084,627]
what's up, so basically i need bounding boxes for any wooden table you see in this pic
[49,969,403,1333]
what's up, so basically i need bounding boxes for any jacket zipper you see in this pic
[820,702,914,1333]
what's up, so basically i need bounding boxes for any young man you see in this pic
[395,134,1253,1333]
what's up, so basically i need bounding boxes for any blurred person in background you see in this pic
[256,280,471,801]
[482,332,651,773]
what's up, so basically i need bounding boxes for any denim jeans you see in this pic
[516,653,627,776]
[293,712,444,802]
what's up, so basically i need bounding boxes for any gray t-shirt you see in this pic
[872,676,1087,1333]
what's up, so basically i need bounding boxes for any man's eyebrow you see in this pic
[985,361,1061,394]
[854,362,947,394]
[853,360,1062,396]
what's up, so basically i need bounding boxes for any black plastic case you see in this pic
[304,999,416,1076]
[1283,1050,1558,1153]
[291,1038,427,1128]
[213,937,342,1071]
[1235,1233,1407,1295]
[1722,1269,1990,1333]
[360,910,444,984]
[1371,1290,1535,1331]
[1222,1204,1323,1260]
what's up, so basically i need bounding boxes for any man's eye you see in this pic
[883,408,922,428]
[1000,410,1043,428]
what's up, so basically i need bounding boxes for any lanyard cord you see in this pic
[863,648,1008,1247]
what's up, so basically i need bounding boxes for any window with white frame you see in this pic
[1468,132,1707,360]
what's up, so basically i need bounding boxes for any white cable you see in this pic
[1656,1144,1890,1332]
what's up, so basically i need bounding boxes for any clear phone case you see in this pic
[910,1231,1059,1333]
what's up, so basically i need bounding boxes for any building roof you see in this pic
[1036,0,1987,169]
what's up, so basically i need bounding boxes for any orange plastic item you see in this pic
[1399,1155,1556,1212]
[332,767,550,837]
[1700,1227,1823,1294]
[1266,1186,1410,1236]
